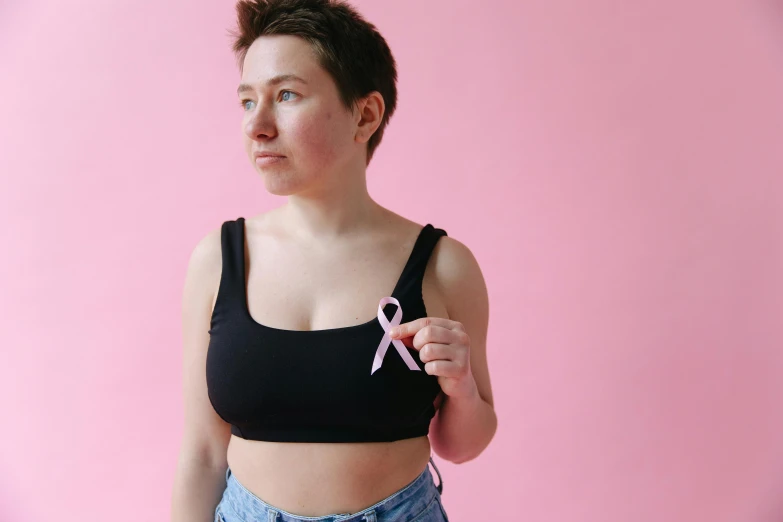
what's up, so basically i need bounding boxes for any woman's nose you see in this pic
[246,111,277,139]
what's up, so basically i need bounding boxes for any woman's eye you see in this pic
[280,90,298,102]
[238,91,298,111]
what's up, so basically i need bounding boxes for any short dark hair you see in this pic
[228,0,398,165]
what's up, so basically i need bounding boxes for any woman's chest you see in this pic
[210,243,449,332]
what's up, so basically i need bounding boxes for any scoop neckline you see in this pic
[236,217,431,335]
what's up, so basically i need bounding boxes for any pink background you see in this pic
[1,0,782,520]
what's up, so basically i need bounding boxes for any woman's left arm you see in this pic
[388,237,496,464]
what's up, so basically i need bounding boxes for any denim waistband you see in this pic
[221,456,444,522]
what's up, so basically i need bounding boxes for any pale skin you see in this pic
[174,33,496,519]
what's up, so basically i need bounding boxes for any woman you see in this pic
[170,1,497,521]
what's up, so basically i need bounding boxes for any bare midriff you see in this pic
[225,434,432,517]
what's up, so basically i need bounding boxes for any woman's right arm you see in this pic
[170,228,232,522]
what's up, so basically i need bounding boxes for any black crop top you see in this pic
[206,217,449,443]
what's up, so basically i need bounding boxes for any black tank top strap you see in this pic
[390,223,448,302]
[209,218,245,333]
[222,218,246,294]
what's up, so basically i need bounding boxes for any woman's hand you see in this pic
[389,317,478,401]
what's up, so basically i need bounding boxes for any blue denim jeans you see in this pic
[214,456,448,522]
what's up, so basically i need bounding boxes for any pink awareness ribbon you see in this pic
[370,296,422,375]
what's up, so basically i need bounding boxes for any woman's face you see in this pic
[237,34,360,196]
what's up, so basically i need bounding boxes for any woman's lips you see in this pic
[255,155,286,166]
